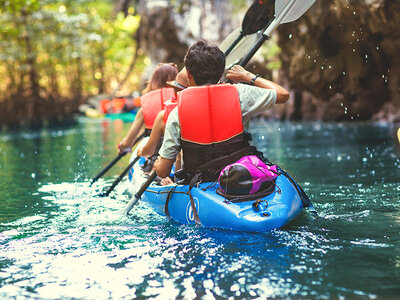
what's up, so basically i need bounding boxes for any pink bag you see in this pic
[218,155,278,195]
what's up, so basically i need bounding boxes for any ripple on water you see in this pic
[1,121,400,298]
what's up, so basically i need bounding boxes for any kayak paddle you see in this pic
[90,131,146,186]
[123,170,158,216]
[223,0,274,58]
[90,153,126,186]
[100,156,141,197]
[236,0,318,214]
[239,0,316,67]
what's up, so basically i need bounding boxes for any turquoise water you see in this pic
[1,117,399,299]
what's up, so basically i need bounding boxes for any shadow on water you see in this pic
[0,118,399,298]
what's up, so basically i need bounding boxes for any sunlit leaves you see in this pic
[0,0,144,104]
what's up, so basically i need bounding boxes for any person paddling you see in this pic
[136,68,188,158]
[154,40,289,183]
[134,68,188,185]
[117,63,178,154]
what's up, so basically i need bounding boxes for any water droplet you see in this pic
[66,145,71,151]
[31,173,36,178]
[289,34,292,39]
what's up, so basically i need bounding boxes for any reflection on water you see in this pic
[0,118,399,298]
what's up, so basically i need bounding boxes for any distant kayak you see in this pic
[127,148,305,232]
[80,95,140,122]
[105,112,136,122]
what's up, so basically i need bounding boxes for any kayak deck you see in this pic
[140,174,304,232]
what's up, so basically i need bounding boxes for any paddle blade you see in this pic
[219,27,241,53]
[123,195,140,216]
[242,0,274,35]
[220,27,261,68]
[275,0,316,24]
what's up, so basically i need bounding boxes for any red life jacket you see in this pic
[163,97,178,124]
[177,84,253,180]
[141,87,175,129]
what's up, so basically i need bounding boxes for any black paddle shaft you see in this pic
[90,131,146,186]
[90,153,125,186]
[224,32,244,57]
[123,171,158,215]
[134,171,157,199]
[102,156,141,197]
[239,34,269,67]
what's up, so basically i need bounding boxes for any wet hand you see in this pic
[118,139,131,155]
[160,177,174,186]
[226,65,253,83]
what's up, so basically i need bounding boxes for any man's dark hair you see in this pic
[184,40,225,85]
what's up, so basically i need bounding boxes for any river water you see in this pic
[0,117,399,299]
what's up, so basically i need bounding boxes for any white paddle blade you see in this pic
[219,27,261,69]
[220,28,261,69]
[219,27,241,52]
[275,0,316,24]
[226,33,260,68]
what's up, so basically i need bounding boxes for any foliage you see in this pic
[0,0,145,109]
[260,36,282,71]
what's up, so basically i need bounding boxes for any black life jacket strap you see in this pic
[181,132,250,172]
[164,185,178,219]
[144,128,152,137]
[188,172,202,225]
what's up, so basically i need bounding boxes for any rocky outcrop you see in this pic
[134,0,400,122]
[136,0,235,80]
[277,0,400,122]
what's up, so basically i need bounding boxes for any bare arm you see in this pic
[226,65,289,104]
[137,111,165,157]
[118,108,145,154]
[155,156,175,178]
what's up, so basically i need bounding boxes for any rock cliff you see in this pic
[136,0,399,122]
[276,0,400,122]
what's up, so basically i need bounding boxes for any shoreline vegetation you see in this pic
[0,0,145,128]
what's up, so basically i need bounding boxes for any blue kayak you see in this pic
[128,167,305,232]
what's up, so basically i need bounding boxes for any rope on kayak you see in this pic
[201,180,218,191]
[145,189,186,195]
